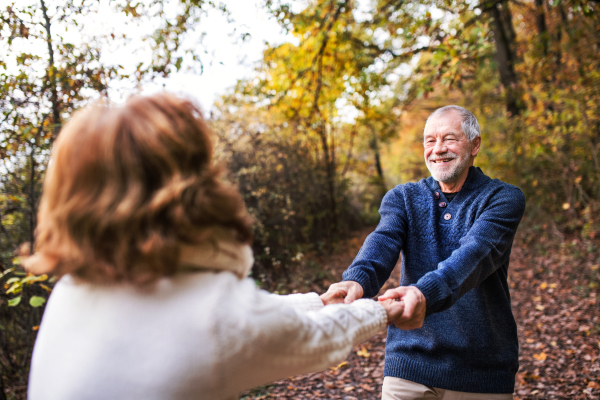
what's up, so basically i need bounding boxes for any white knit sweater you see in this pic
[28,240,387,400]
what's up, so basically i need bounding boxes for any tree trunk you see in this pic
[0,372,7,400]
[40,0,61,136]
[318,126,338,241]
[28,142,36,254]
[534,0,549,57]
[369,127,386,196]
[488,2,522,116]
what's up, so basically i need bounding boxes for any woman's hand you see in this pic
[378,286,426,329]
[320,281,364,305]
[378,298,406,327]
[319,287,348,305]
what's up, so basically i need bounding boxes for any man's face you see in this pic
[423,112,476,184]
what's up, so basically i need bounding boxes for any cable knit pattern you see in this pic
[268,291,325,312]
[342,167,526,394]
[29,256,387,400]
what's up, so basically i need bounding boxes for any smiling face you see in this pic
[423,111,481,187]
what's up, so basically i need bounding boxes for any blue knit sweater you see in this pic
[343,167,526,393]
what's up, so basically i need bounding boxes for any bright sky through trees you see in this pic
[0,0,292,111]
[134,0,293,111]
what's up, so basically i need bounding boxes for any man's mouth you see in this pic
[429,158,455,164]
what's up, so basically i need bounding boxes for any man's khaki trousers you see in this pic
[382,377,514,400]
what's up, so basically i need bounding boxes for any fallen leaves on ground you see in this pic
[242,228,600,399]
[510,236,599,400]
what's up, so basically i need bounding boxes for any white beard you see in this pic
[426,151,471,183]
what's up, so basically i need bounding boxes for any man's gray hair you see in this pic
[424,105,481,141]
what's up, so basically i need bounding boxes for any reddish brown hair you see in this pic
[25,93,252,285]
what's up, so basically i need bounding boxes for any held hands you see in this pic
[378,299,406,327]
[320,281,426,330]
[320,281,364,305]
[378,286,427,330]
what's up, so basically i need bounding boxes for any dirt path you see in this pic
[241,228,600,400]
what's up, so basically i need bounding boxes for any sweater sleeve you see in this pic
[267,292,324,312]
[212,278,387,396]
[415,186,526,315]
[342,188,407,297]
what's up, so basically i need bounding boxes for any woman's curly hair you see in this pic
[25,93,252,285]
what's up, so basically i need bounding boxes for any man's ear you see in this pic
[471,136,481,157]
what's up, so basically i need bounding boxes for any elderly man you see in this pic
[322,105,525,399]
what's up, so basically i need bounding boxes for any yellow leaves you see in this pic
[40,284,53,293]
[356,346,370,358]
[21,274,48,284]
[32,325,39,331]
[6,282,22,295]
[330,361,348,371]
[589,282,599,289]
[539,282,558,290]
[562,203,570,210]
[535,304,545,311]
[4,273,50,307]
[532,352,547,361]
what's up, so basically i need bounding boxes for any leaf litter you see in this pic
[242,227,600,399]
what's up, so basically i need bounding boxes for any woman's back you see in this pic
[30,272,232,400]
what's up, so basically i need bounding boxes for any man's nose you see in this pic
[433,139,447,153]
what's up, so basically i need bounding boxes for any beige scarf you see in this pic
[178,237,254,279]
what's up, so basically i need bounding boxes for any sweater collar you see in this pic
[426,166,490,193]
[178,238,254,279]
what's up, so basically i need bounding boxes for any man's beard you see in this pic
[426,151,471,183]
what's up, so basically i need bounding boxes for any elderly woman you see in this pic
[26,93,404,400]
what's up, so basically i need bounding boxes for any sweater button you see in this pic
[444,213,452,220]
[434,192,440,199]
[439,202,447,208]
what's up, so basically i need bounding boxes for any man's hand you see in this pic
[378,299,405,327]
[378,286,427,329]
[320,281,364,305]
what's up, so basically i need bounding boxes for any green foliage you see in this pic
[0,1,229,396]
[28,296,45,308]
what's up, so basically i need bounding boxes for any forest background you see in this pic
[0,0,599,398]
